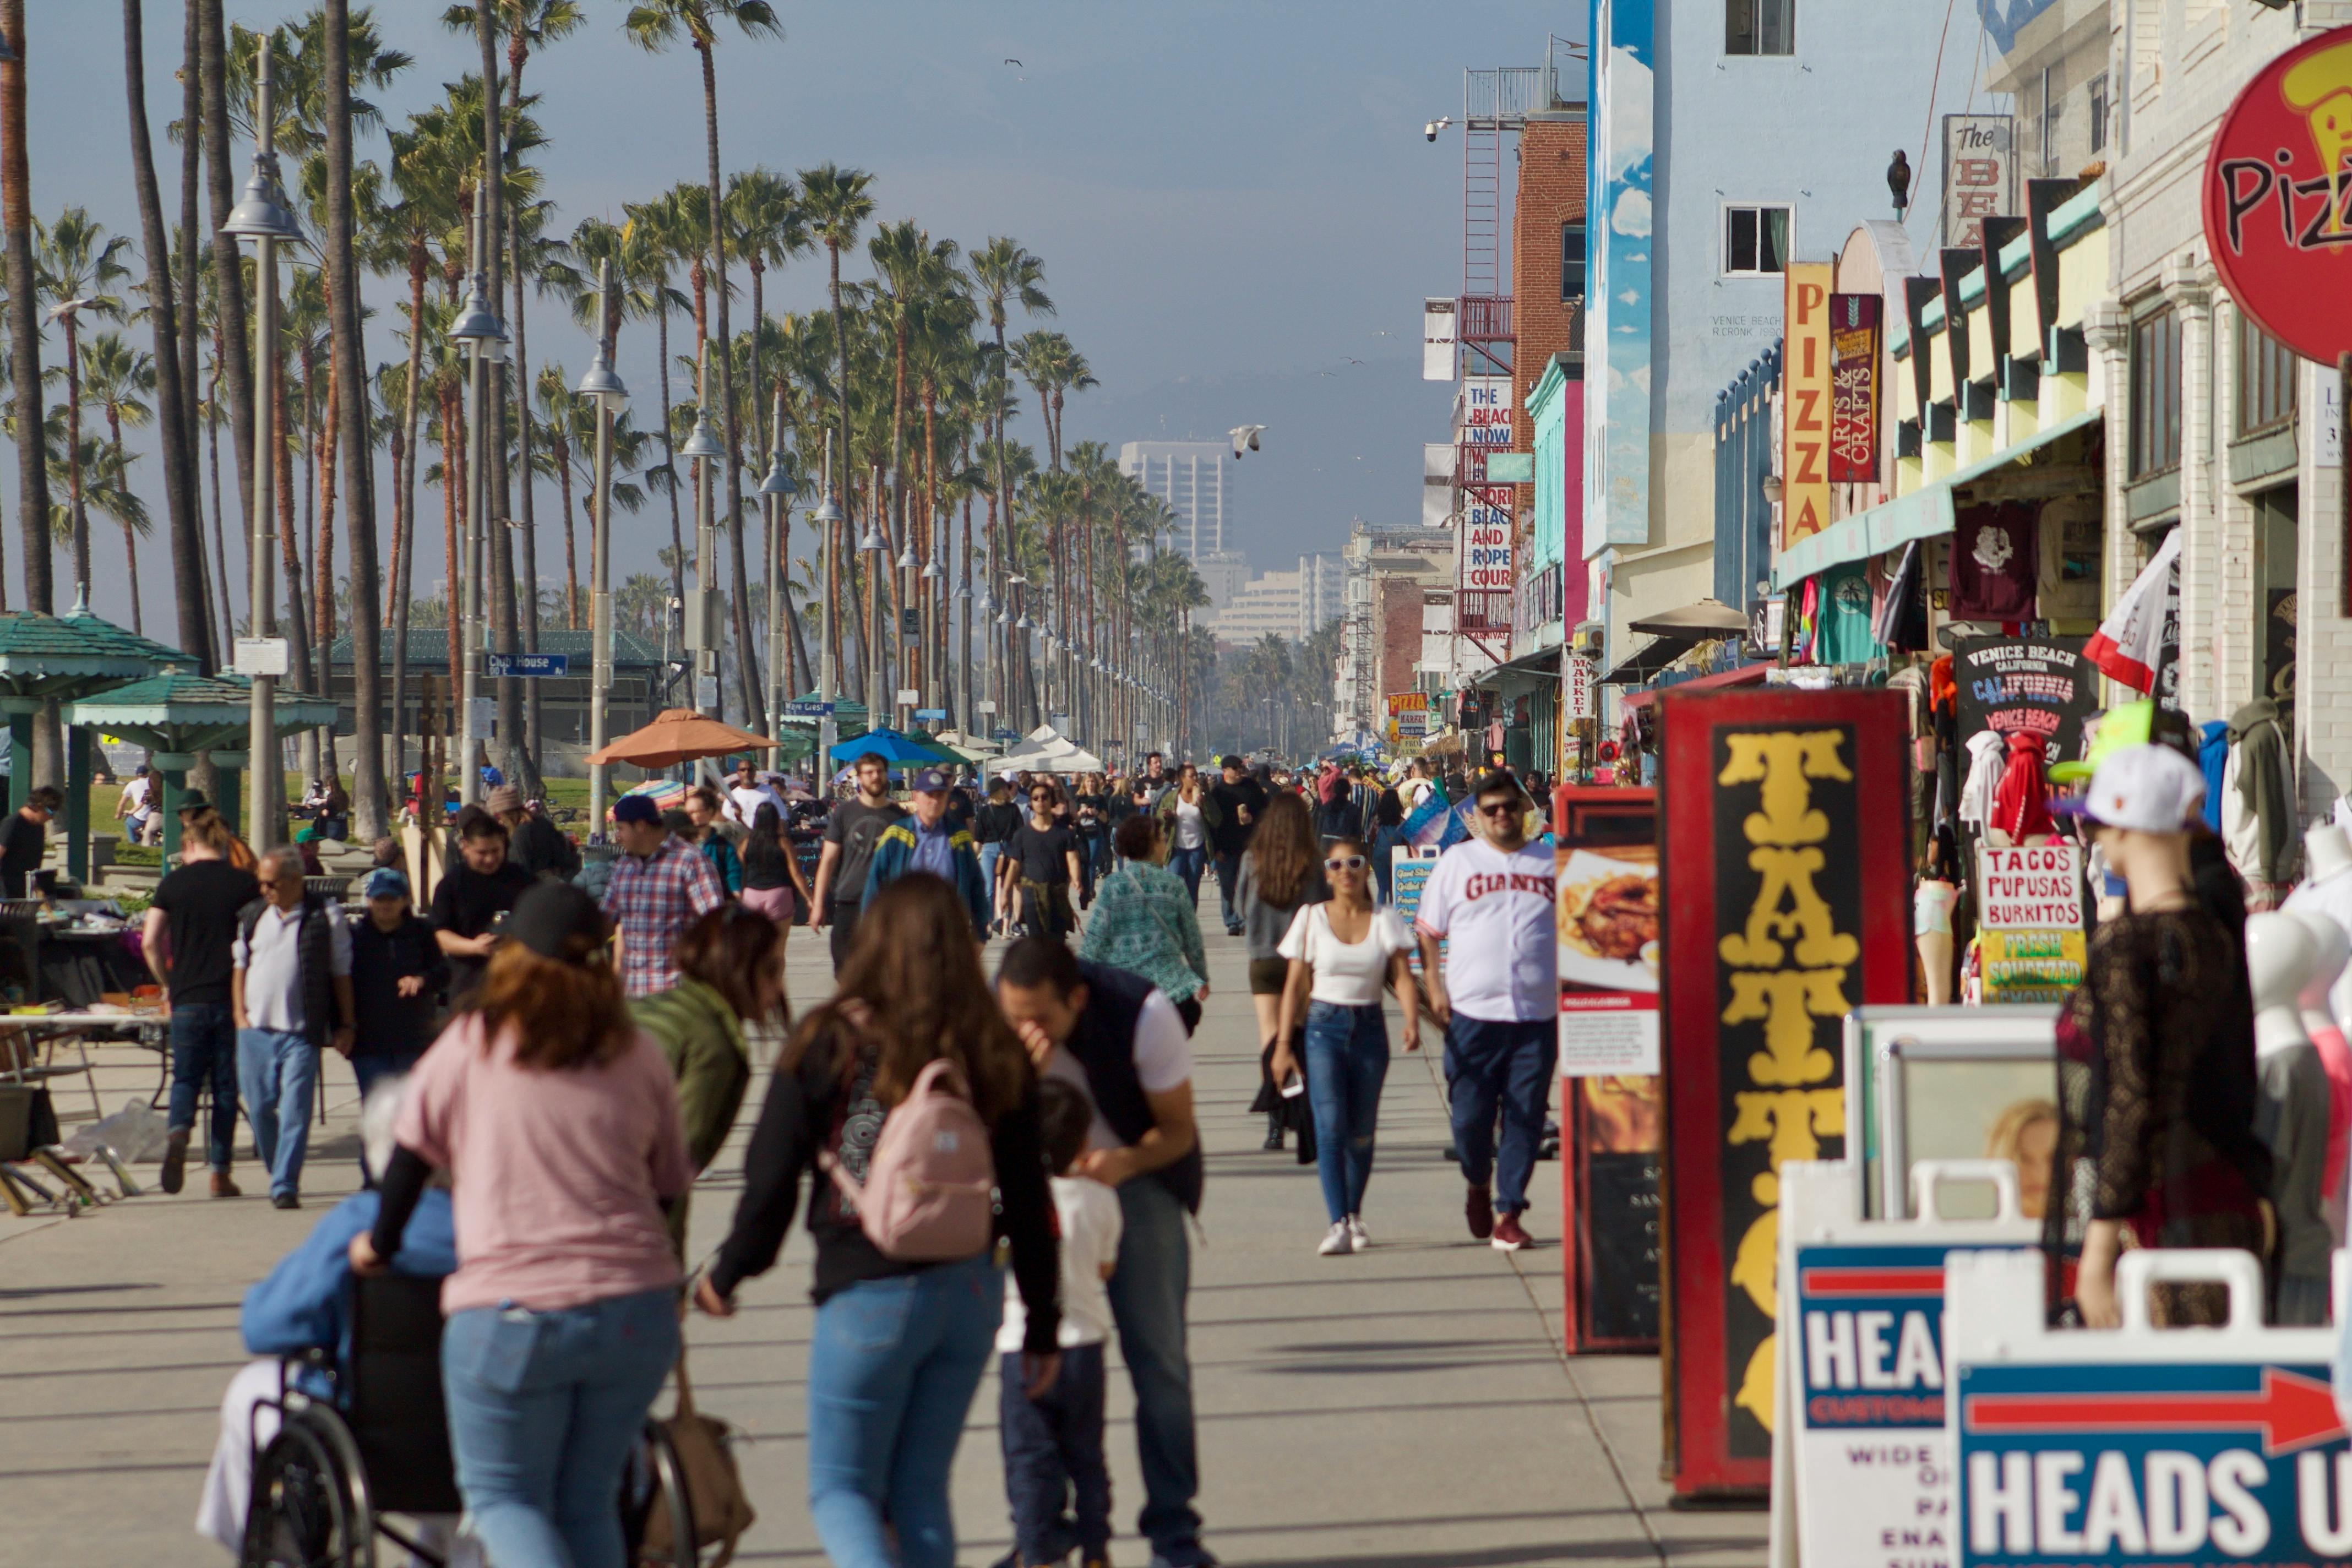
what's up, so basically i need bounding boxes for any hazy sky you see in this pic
[19,2,1578,634]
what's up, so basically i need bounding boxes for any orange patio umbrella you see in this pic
[585,707,776,769]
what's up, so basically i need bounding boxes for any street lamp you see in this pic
[858,475,888,723]
[448,220,507,808]
[578,260,627,838]
[679,403,723,718]
[758,406,796,765]
[223,41,306,846]
[811,431,843,766]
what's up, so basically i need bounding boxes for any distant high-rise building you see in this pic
[1119,440,1229,560]
[1298,552,1346,637]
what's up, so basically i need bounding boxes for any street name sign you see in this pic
[487,652,570,678]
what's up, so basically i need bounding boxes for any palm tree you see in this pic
[78,332,155,629]
[35,208,132,601]
[622,190,696,636]
[122,0,208,663]
[534,360,649,629]
[198,0,257,622]
[625,0,782,725]
[725,166,805,461]
[970,239,1050,711]
[795,161,874,692]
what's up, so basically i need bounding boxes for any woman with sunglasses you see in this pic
[1271,836,1420,1255]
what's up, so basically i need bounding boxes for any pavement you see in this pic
[0,925,1767,1567]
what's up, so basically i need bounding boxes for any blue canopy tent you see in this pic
[829,727,957,769]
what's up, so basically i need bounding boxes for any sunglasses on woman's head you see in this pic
[1325,855,1366,871]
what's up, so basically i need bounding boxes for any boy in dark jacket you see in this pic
[347,868,448,1099]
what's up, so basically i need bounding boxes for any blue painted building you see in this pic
[1583,0,2005,684]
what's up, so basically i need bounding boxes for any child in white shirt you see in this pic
[998,1077,1123,1568]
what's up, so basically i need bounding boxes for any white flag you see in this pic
[2083,529,2179,693]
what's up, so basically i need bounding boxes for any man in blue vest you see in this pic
[997,938,1211,1568]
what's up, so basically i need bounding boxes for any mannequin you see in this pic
[2060,744,2269,1330]
[2285,823,2352,1037]
[2245,912,2332,1324]
[2284,908,2352,1242]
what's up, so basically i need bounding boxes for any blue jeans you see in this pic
[1107,1177,1206,1565]
[1213,850,1245,931]
[806,1253,1002,1568]
[441,1284,679,1568]
[1444,1015,1558,1213]
[1304,1001,1391,1223]
[1167,845,1206,906]
[999,1341,1110,1564]
[977,842,1003,913]
[235,1027,318,1200]
[1371,826,1404,904]
[166,1003,239,1173]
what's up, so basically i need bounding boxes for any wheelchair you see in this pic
[241,1272,700,1568]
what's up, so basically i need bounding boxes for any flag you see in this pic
[2083,529,2180,692]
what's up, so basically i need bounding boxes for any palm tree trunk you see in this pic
[656,291,683,626]
[178,0,203,581]
[123,0,206,663]
[314,366,338,715]
[508,214,543,772]
[828,241,853,696]
[475,0,527,794]
[275,356,320,788]
[208,353,231,634]
[697,41,761,736]
[440,386,460,693]
[197,0,253,565]
[557,439,579,631]
[65,319,91,600]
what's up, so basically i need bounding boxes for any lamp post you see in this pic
[757,392,796,766]
[679,366,725,721]
[577,260,627,838]
[449,211,506,808]
[812,430,842,769]
[858,465,888,725]
[222,43,305,845]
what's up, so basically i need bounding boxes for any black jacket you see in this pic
[1070,960,1204,1212]
[347,913,448,1058]
[236,893,343,1048]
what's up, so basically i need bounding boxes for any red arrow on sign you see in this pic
[1963,1367,2345,1456]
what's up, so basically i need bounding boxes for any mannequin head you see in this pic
[2307,824,2352,886]
[2245,911,2318,1052]
[2285,908,2350,1031]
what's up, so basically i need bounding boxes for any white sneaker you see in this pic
[1346,1214,1369,1251]
[1319,1221,1354,1256]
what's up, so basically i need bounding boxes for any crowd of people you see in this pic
[167,741,1546,1568]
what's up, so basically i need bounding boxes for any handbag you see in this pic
[641,1345,756,1567]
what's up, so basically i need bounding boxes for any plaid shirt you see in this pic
[602,833,726,996]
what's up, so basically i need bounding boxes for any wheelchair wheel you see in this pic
[242,1407,377,1568]
[620,1419,696,1568]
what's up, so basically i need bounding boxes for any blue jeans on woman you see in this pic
[1167,843,1207,906]
[166,1003,239,1173]
[805,1252,1003,1568]
[440,1283,679,1568]
[1303,1000,1391,1223]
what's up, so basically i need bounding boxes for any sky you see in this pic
[14,0,1581,638]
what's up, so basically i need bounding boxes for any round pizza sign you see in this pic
[2205,26,2352,362]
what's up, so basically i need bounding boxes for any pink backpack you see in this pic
[821,1057,997,1261]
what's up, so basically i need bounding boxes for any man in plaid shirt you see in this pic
[601,792,726,995]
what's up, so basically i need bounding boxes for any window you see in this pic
[2128,306,2181,477]
[1561,219,1587,302]
[1723,205,1790,276]
[2088,72,2109,155]
[1727,0,1794,56]
[2236,316,2297,435]
[2041,67,2064,177]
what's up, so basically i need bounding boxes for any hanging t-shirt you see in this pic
[1949,501,2038,621]
[1815,559,1880,666]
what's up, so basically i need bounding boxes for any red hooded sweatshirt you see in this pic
[1991,730,2054,842]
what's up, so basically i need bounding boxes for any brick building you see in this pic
[1509,115,1587,648]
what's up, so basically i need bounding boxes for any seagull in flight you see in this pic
[1004,57,1022,66]
[1229,423,1265,458]
[1313,370,1336,377]
[1341,356,1364,365]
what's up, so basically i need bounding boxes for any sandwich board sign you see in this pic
[1768,1158,2040,1568]
[1945,1248,2351,1567]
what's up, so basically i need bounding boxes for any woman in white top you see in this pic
[1272,836,1420,1255]
[1156,761,1213,907]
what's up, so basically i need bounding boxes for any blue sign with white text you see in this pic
[1955,1359,2352,1565]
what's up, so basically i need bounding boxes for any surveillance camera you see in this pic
[1424,122,1439,142]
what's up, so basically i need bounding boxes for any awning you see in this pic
[1768,406,2102,592]
[1618,660,1769,711]
[1466,641,1564,692]
[1629,597,1749,635]
[1598,630,1703,686]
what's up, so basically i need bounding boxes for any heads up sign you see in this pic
[1659,686,1910,1499]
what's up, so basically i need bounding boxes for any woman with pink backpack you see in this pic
[696,874,1062,1568]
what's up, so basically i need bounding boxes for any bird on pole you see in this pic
[1229,423,1265,459]
[1887,149,1912,219]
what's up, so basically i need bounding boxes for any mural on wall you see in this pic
[1586,0,1653,556]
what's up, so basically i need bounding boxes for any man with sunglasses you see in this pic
[1412,769,1558,1251]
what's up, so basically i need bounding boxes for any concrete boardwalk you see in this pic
[0,928,1766,1567]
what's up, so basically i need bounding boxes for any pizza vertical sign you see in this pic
[1782,262,1833,548]
[2205,27,2352,615]
[1658,686,1911,1500]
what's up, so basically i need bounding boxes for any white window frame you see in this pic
[1721,203,1794,278]
[1725,0,1796,57]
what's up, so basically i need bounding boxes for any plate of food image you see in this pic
[1556,850,1660,992]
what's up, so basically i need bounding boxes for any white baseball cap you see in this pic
[2079,743,2205,833]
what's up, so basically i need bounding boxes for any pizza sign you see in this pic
[2204,26,2352,362]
